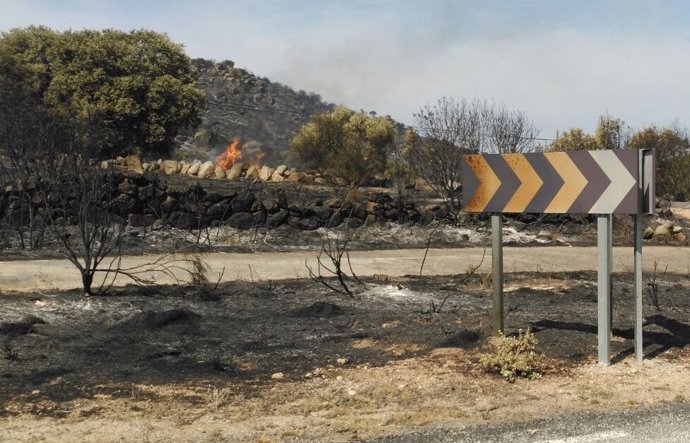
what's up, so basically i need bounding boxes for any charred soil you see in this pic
[1,269,690,442]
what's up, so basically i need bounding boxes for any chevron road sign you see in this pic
[462,149,646,214]
[466,148,656,366]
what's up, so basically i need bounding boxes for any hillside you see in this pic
[174,59,336,165]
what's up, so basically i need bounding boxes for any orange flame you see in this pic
[215,138,243,169]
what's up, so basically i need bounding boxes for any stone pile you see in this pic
[149,159,311,184]
[106,155,383,187]
[644,220,686,242]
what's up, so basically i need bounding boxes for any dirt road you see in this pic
[1,245,687,293]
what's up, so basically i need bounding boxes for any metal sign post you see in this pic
[635,148,654,364]
[491,214,504,335]
[634,213,643,364]
[597,214,612,365]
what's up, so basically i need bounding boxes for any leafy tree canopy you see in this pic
[549,127,598,151]
[549,115,690,199]
[628,125,690,200]
[289,107,396,185]
[549,115,627,152]
[0,26,204,159]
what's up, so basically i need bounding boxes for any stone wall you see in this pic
[115,171,440,232]
[97,154,443,233]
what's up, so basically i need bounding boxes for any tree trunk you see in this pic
[81,271,94,296]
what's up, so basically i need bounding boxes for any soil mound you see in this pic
[0,315,46,337]
[122,309,201,329]
[292,301,344,318]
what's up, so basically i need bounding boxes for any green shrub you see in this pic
[479,329,544,382]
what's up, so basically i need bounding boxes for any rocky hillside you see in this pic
[174,59,335,165]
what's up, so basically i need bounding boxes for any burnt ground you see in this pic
[1,268,689,441]
[0,198,688,441]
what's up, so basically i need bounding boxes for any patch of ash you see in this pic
[502,226,551,244]
[360,283,427,301]
[134,222,490,253]
[358,283,489,315]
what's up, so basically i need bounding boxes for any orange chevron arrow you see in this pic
[543,152,587,213]
[464,154,501,212]
[503,154,543,213]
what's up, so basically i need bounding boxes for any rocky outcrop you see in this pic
[174,59,335,165]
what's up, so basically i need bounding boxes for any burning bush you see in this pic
[215,138,265,170]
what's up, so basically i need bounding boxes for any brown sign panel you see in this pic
[462,149,641,214]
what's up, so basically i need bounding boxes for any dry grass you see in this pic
[3,351,690,442]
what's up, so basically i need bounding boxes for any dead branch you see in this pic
[305,208,363,297]
[434,246,486,313]
[419,220,442,276]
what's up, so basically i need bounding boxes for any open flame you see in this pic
[215,138,266,170]
[215,138,243,169]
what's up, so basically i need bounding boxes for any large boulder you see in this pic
[179,161,191,175]
[653,221,674,239]
[169,211,200,230]
[206,201,232,221]
[161,160,179,175]
[262,197,280,213]
[197,161,216,178]
[270,170,285,182]
[346,217,364,229]
[350,202,368,220]
[245,165,259,179]
[288,215,320,231]
[228,212,255,229]
[258,165,275,181]
[267,209,289,228]
[285,171,304,182]
[226,162,244,180]
[126,154,144,174]
[311,205,332,221]
[160,195,177,213]
[231,191,256,213]
[128,213,155,227]
[187,160,202,176]
[214,166,227,179]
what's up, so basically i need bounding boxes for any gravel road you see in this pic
[0,245,687,293]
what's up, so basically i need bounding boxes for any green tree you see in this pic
[629,126,690,200]
[594,114,629,150]
[0,26,204,159]
[551,115,629,152]
[549,127,598,151]
[289,107,396,185]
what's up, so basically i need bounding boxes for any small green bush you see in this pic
[479,329,543,382]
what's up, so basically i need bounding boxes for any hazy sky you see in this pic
[2,0,690,140]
